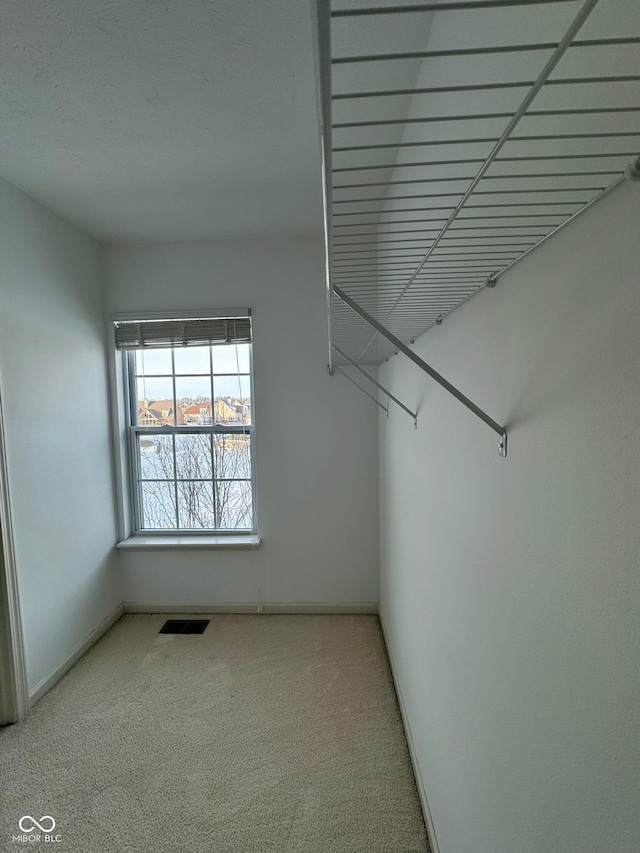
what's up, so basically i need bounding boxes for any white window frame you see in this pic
[108,309,258,543]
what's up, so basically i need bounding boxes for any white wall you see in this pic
[379,184,640,853]
[104,236,379,606]
[0,176,121,694]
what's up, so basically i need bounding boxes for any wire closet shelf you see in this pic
[316,0,639,453]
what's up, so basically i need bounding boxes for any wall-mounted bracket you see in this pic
[332,343,417,424]
[485,275,497,288]
[333,286,508,458]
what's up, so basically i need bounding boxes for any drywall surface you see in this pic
[379,184,640,853]
[0,176,120,693]
[104,236,379,605]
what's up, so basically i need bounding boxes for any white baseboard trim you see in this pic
[29,603,125,708]
[123,601,378,615]
[378,606,441,853]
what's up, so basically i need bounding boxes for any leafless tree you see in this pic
[139,432,252,529]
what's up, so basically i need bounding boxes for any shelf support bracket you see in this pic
[333,285,507,456]
[332,343,418,426]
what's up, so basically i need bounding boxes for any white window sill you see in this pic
[116,534,261,550]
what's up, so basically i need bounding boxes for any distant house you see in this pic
[183,399,243,424]
[215,399,242,423]
[231,400,250,422]
[137,399,185,426]
[183,402,213,424]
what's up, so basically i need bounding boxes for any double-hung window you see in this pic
[114,314,256,534]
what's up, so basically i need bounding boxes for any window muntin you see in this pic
[126,341,255,533]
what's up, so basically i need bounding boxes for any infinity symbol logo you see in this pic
[19,816,56,833]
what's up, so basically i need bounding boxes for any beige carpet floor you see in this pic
[1,614,429,852]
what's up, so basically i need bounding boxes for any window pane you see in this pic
[215,480,252,529]
[175,376,211,427]
[135,348,172,376]
[214,377,251,424]
[214,374,242,398]
[235,344,251,373]
[138,434,175,479]
[212,344,242,374]
[141,481,176,529]
[177,480,215,529]
[175,433,213,479]
[136,378,176,426]
[174,346,211,375]
[213,433,251,480]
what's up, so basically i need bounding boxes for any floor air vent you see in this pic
[159,619,209,635]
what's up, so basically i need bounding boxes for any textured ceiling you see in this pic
[0,0,327,242]
[0,0,438,243]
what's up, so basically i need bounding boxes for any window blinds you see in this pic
[114,317,251,350]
